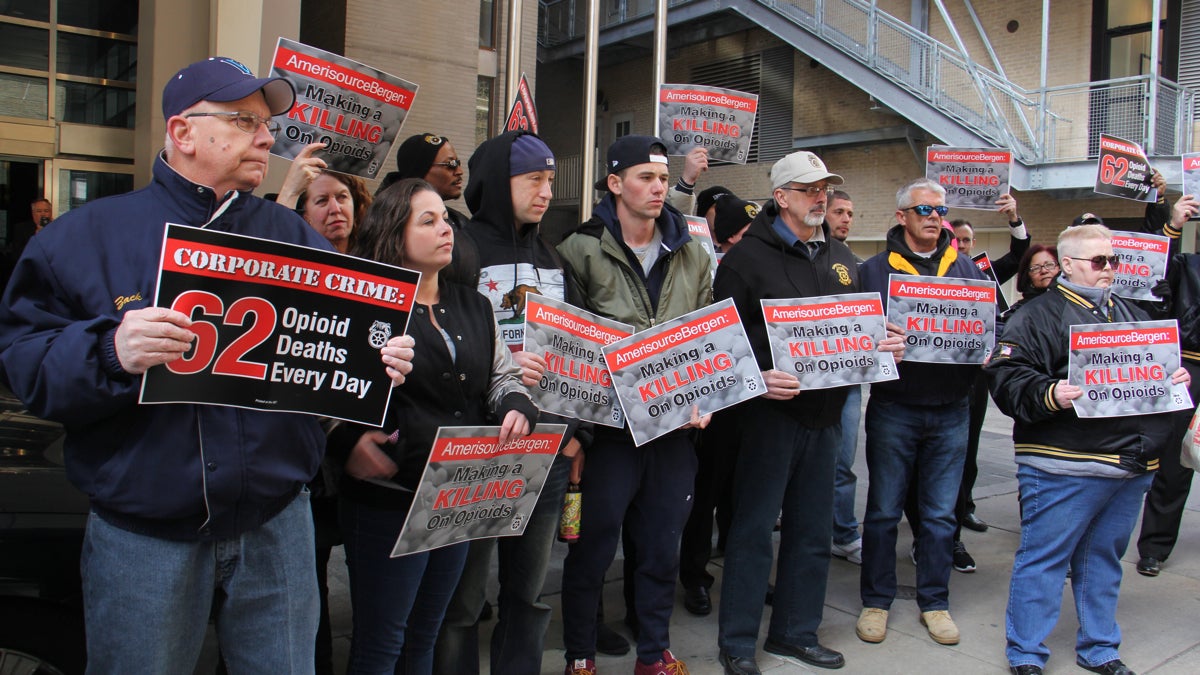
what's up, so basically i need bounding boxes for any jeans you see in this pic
[860,397,968,611]
[1006,465,1153,669]
[433,453,570,675]
[340,498,469,675]
[679,408,740,590]
[80,492,318,675]
[561,431,697,664]
[832,385,862,545]
[718,401,839,657]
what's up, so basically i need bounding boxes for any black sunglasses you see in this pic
[1066,255,1120,271]
[433,158,462,170]
[903,204,949,217]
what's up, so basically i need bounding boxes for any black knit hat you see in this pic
[696,185,732,217]
[394,133,449,179]
[713,195,760,244]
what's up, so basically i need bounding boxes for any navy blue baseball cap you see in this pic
[595,135,670,191]
[162,57,295,120]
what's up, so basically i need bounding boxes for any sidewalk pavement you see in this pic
[203,398,1200,674]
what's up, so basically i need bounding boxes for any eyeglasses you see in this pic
[1028,262,1060,274]
[1066,255,1120,271]
[779,185,833,197]
[433,159,462,170]
[902,204,950,217]
[185,111,280,134]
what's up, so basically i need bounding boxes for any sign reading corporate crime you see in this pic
[685,215,719,277]
[1067,321,1192,418]
[886,274,997,364]
[761,293,897,389]
[925,147,1012,209]
[1183,152,1200,202]
[971,253,1011,313]
[504,72,540,134]
[140,224,419,426]
[522,294,633,427]
[657,84,758,163]
[602,298,765,446]
[1094,134,1157,202]
[269,38,418,179]
[391,424,567,557]
[1110,231,1170,301]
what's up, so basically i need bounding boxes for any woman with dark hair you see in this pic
[1003,244,1059,320]
[330,178,539,674]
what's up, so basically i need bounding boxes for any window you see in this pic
[476,76,495,147]
[1093,0,1180,80]
[57,167,133,212]
[613,115,632,139]
[0,0,137,127]
[480,0,497,49]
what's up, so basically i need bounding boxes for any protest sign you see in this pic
[761,293,897,389]
[657,84,758,164]
[141,224,418,426]
[886,274,996,364]
[1068,321,1192,418]
[925,147,1012,210]
[504,72,539,134]
[391,424,568,556]
[971,253,1011,313]
[522,294,633,427]
[602,298,765,446]
[269,38,418,179]
[1183,152,1200,202]
[1110,231,1169,301]
[685,215,718,277]
[1094,134,1157,202]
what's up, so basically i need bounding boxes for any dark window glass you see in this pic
[60,169,134,211]
[57,0,138,34]
[0,24,49,70]
[57,33,136,82]
[479,0,495,48]
[56,81,135,128]
[0,0,49,23]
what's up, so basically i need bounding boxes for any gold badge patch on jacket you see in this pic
[832,263,852,286]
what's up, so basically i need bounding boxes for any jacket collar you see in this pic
[153,152,249,227]
[593,194,692,253]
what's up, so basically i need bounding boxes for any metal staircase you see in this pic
[538,0,1197,191]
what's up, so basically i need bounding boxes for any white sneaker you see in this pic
[831,538,863,565]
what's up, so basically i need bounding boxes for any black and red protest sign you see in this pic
[1094,134,1156,202]
[971,253,1010,313]
[140,224,419,426]
[504,73,540,134]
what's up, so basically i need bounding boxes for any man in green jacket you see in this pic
[557,135,712,675]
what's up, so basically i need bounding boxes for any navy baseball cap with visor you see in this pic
[595,135,670,191]
[162,57,296,120]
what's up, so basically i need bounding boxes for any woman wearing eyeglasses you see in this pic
[1000,244,1059,322]
[985,224,1189,675]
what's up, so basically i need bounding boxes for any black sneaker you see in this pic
[1136,556,1161,577]
[952,540,976,573]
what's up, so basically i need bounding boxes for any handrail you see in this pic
[537,0,1196,164]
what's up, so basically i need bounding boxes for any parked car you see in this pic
[0,384,87,674]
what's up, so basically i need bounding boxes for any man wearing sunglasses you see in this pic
[856,178,989,648]
[0,57,416,673]
[986,224,1189,675]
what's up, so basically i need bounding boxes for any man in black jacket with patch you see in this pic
[713,152,903,674]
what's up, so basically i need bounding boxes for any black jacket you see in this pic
[331,282,538,510]
[714,202,860,427]
[859,224,988,405]
[985,281,1171,472]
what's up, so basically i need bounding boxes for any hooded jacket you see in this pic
[557,195,712,332]
[463,130,585,448]
[714,201,860,428]
[859,223,988,405]
[0,154,334,540]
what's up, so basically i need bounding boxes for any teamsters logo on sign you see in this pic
[140,224,420,427]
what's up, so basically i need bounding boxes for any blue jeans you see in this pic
[340,498,469,675]
[1007,465,1153,669]
[860,397,968,611]
[433,453,570,675]
[718,401,839,657]
[833,385,862,545]
[80,492,318,675]
[561,431,697,664]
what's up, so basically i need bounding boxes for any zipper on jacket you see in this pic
[197,410,213,534]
